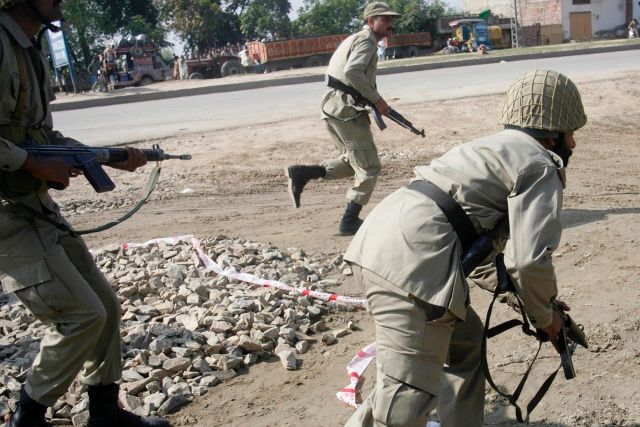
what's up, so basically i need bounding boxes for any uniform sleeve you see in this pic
[0,138,27,171]
[504,166,563,329]
[344,38,381,104]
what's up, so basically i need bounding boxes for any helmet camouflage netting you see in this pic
[499,69,587,134]
[0,0,21,9]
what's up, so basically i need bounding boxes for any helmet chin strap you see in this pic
[24,0,62,50]
[25,0,62,32]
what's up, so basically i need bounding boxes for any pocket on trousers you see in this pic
[14,271,78,318]
[1,258,51,293]
[371,375,404,424]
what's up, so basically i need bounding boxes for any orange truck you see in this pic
[246,32,433,72]
[383,32,433,58]
[247,34,348,72]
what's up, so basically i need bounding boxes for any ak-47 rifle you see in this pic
[326,75,425,138]
[23,141,191,193]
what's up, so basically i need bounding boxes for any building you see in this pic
[463,0,636,44]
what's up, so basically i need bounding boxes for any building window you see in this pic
[572,0,590,4]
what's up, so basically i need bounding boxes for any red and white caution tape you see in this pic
[190,237,367,306]
[336,342,377,408]
[104,235,366,307]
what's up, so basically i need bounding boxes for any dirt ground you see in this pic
[53,69,640,426]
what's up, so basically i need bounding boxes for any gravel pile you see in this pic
[0,235,357,426]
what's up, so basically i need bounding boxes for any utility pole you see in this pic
[510,0,522,48]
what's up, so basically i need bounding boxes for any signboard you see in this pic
[46,22,69,68]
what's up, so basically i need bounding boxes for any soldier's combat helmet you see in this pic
[499,69,587,138]
[0,0,62,33]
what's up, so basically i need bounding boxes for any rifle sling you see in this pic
[0,164,161,237]
[482,253,564,424]
[407,180,478,253]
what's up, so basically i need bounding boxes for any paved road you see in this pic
[53,50,640,146]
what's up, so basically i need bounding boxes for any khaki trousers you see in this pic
[1,204,122,406]
[322,115,381,206]
[346,266,485,427]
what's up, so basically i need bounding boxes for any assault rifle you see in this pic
[481,253,588,423]
[23,142,191,193]
[326,75,426,138]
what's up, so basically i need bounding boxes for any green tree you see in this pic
[293,0,366,37]
[62,0,164,67]
[158,0,242,54]
[239,0,292,40]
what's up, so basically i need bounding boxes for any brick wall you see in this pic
[519,0,562,26]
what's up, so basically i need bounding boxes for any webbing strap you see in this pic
[481,253,563,424]
[75,164,161,235]
[407,180,478,253]
[0,165,161,237]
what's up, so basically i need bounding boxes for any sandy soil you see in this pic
[52,70,640,426]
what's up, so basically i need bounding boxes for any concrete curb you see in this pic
[50,43,640,113]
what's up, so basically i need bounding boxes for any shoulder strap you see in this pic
[481,253,564,424]
[0,165,162,237]
[408,180,478,252]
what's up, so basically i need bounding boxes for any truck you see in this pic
[91,40,169,92]
[185,55,244,79]
[247,34,348,72]
[382,32,433,58]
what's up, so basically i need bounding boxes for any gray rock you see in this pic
[277,350,298,370]
[162,357,191,373]
[157,394,189,415]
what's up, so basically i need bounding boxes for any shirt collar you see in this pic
[362,25,377,43]
[0,10,35,49]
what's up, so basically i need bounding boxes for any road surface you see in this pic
[53,50,640,146]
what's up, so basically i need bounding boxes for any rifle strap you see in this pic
[407,180,478,253]
[0,164,161,237]
[481,253,563,424]
[75,164,161,235]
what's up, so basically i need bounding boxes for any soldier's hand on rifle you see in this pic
[107,147,147,172]
[374,97,390,116]
[21,156,82,189]
[541,299,570,352]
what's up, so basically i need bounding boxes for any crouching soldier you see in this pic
[343,69,587,426]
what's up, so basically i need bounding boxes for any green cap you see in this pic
[363,2,401,20]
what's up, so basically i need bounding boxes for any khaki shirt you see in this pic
[321,25,380,121]
[0,11,57,169]
[345,129,565,328]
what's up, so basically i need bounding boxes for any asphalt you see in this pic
[50,41,640,113]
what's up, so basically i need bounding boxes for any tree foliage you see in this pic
[62,0,163,67]
[60,0,461,68]
[158,0,242,55]
[240,0,292,40]
[293,0,367,37]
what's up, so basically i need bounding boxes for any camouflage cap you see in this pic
[363,2,401,20]
[499,69,587,134]
[0,0,21,9]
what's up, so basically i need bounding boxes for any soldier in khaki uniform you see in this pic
[286,2,399,236]
[0,1,170,426]
[343,70,587,427]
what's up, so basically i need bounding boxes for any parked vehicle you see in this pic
[185,55,243,79]
[94,39,169,90]
[383,32,433,58]
[247,34,348,72]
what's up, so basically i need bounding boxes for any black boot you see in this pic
[285,165,326,208]
[8,388,48,427]
[88,384,172,427]
[339,201,364,236]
